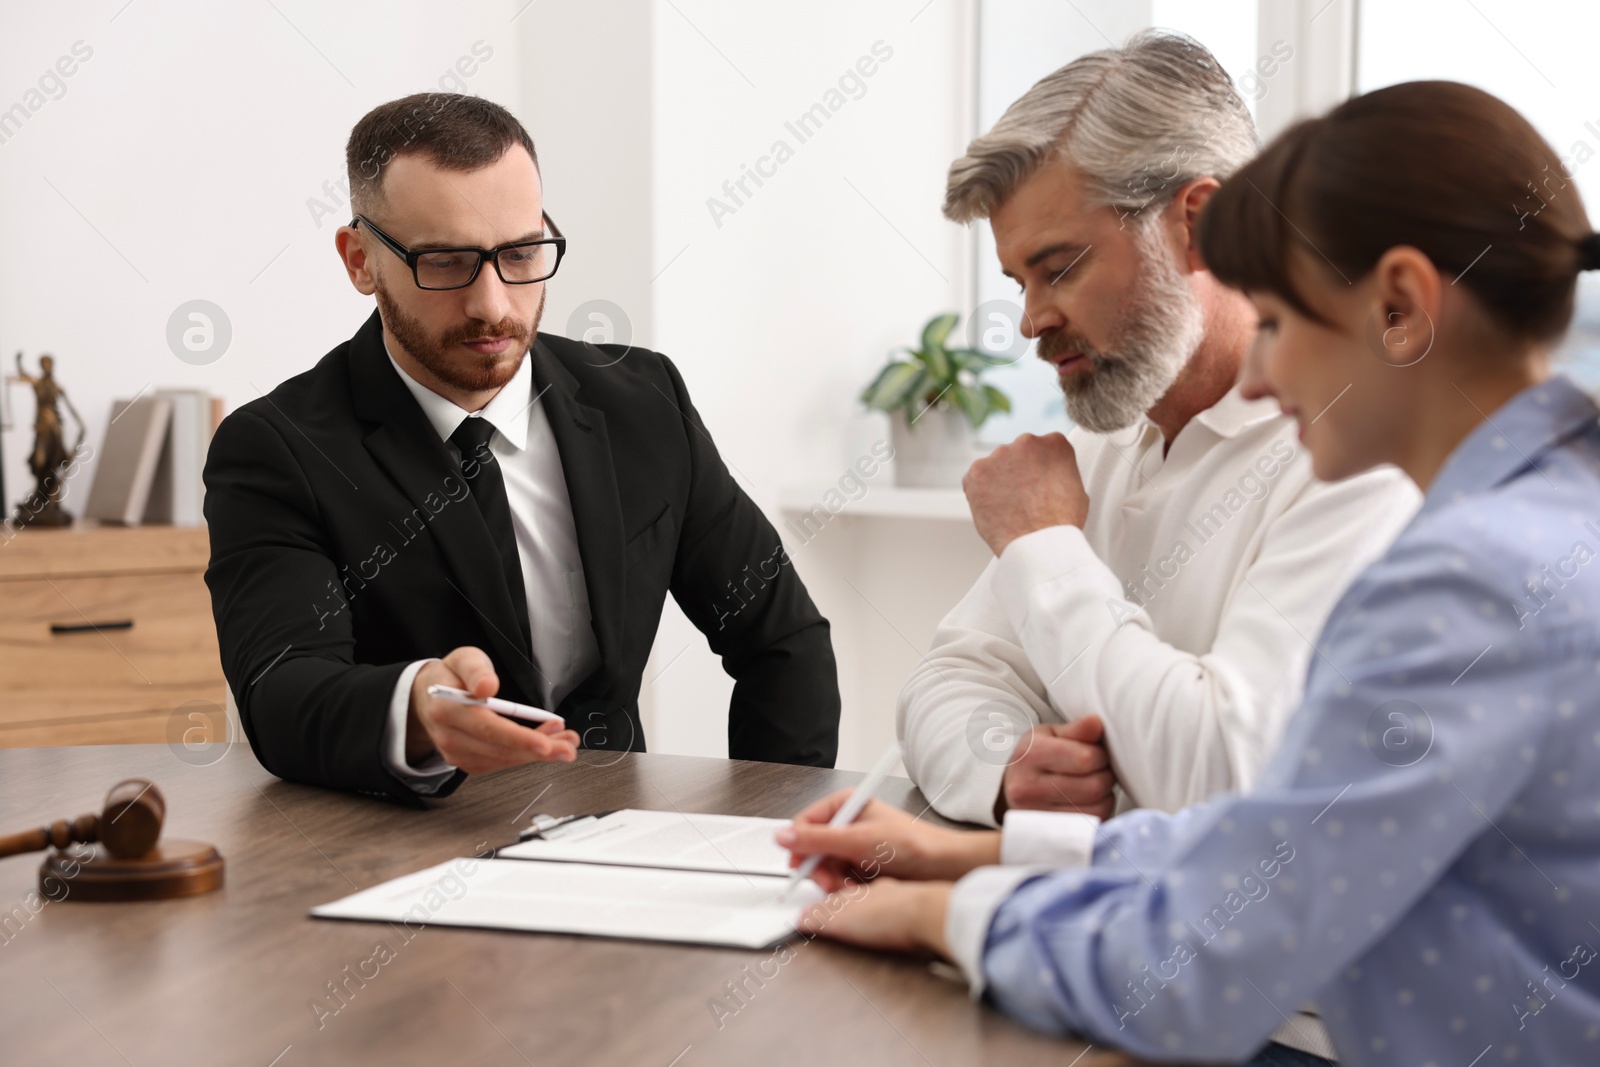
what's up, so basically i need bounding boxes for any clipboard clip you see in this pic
[517,810,617,842]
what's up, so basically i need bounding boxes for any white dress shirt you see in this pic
[378,343,600,792]
[899,383,1422,825]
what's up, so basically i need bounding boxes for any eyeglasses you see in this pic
[351,213,566,290]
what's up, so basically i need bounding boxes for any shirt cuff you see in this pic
[945,865,1051,999]
[1000,809,1100,867]
[383,659,457,794]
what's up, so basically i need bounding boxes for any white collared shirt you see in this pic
[898,382,1422,825]
[379,343,599,791]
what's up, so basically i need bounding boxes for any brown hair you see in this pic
[345,93,538,213]
[1197,80,1594,341]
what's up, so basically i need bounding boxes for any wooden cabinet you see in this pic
[0,523,227,747]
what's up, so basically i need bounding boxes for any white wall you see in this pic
[515,0,655,355]
[643,0,978,767]
[0,0,525,516]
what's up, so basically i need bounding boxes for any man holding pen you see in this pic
[204,93,840,806]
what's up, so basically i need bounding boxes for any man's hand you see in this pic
[996,714,1117,821]
[406,646,579,774]
[962,432,1089,556]
[797,878,953,958]
[776,792,999,892]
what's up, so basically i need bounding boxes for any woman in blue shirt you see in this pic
[781,80,1600,1066]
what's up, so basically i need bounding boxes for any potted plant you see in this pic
[860,311,1012,488]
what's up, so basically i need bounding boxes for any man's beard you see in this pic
[375,278,545,395]
[1040,220,1204,434]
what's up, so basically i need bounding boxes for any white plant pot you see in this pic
[890,405,979,488]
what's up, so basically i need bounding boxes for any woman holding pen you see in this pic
[777,80,1600,1066]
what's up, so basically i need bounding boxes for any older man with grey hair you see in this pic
[895,31,1418,1061]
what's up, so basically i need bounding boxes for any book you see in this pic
[310,811,821,949]
[144,389,211,526]
[84,396,173,526]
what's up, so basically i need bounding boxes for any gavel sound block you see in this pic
[0,778,224,901]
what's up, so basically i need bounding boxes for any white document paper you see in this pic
[497,809,794,877]
[311,857,822,950]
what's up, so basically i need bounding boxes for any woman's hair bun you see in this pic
[1580,232,1600,272]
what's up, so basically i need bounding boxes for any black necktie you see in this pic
[449,415,533,654]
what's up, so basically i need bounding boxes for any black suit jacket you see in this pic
[204,310,839,805]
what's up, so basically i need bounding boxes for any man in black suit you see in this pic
[204,93,840,805]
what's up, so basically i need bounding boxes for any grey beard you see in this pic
[1049,222,1204,434]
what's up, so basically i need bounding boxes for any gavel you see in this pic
[0,778,165,861]
[0,778,224,901]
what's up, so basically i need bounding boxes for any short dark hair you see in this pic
[1198,80,1592,342]
[345,93,539,213]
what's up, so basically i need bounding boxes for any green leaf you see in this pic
[943,347,983,373]
[982,384,1012,415]
[859,361,902,404]
[920,341,952,384]
[952,383,989,428]
[862,362,926,411]
[897,369,935,410]
[920,312,960,357]
[861,361,917,408]
[966,348,1021,368]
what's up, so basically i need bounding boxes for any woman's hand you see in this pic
[797,878,954,958]
[776,789,1000,892]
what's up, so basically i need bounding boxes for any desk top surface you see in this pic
[0,744,1137,1067]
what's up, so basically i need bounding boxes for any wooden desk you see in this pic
[0,745,1140,1067]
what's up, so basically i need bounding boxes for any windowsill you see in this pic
[778,484,971,522]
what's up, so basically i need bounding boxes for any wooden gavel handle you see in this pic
[0,813,98,860]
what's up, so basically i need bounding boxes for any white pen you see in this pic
[426,684,564,726]
[784,742,902,899]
